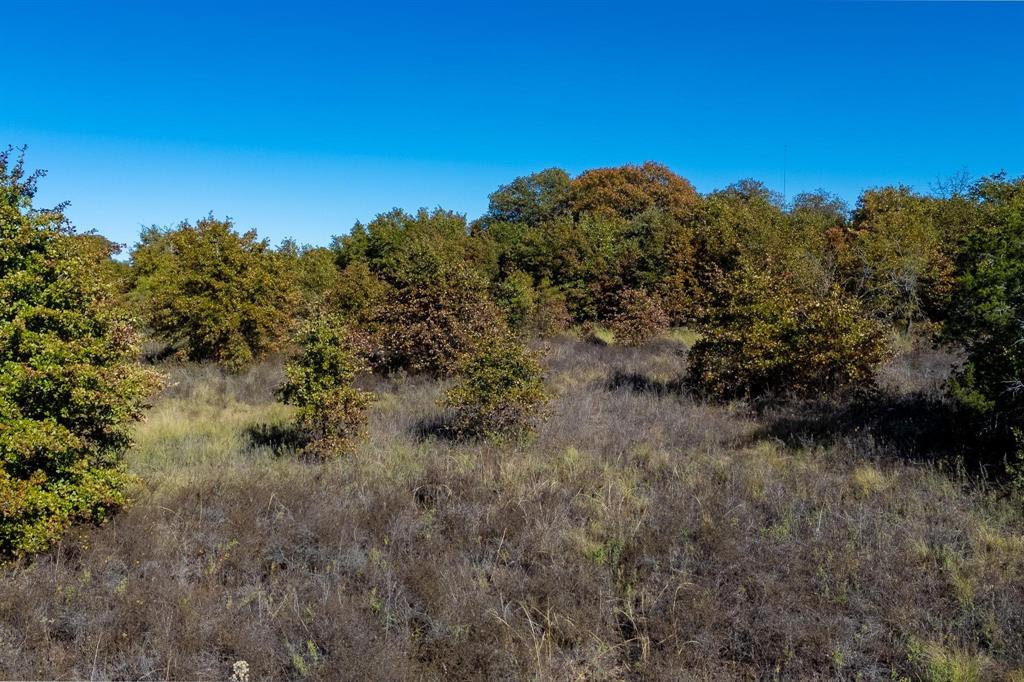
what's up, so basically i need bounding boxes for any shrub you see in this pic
[326,261,391,321]
[531,279,571,337]
[277,240,343,318]
[942,174,1024,478]
[493,270,537,331]
[367,262,505,376]
[0,148,162,558]
[845,186,951,330]
[130,216,299,370]
[277,314,372,458]
[443,337,549,439]
[608,288,670,346]
[686,261,888,401]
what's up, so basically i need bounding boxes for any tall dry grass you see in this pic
[0,335,1021,680]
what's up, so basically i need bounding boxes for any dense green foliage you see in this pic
[334,208,491,287]
[444,336,548,439]
[0,149,161,557]
[484,167,571,226]
[687,261,888,400]
[943,175,1024,475]
[475,164,702,323]
[277,239,343,317]
[278,314,372,457]
[844,187,952,329]
[131,216,299,370]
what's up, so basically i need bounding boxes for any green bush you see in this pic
[327,261,391,321]
[333,208,494,288]
[844,186,952,329]
[130,216,299,370]
[0,148,162,558]
[686,261,888,401]
[443,337,549,440]
[277,240,344,318]
[608,288,670,346]
[367,262,505,376]
[277,314,372,458]
[493,270,537,331]
[942,174,1024,478]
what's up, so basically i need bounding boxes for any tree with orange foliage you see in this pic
[568,161,700,223]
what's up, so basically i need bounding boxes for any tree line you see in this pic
[3,147,1023,557]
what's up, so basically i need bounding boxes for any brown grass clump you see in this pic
[0,338,1022,680]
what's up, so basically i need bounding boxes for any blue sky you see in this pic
[3,1,1022,250]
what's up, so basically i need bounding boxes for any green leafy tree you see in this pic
[69,233,133,308]
[845,187,951,329]
[0,148,162,557]
[333,208,494,287]
[278,314,372,458]
[482,167,571,226]
[327,261,391,321]
[130,216,299,370]
[569,161,700,223]
[699,181,799,273]
[686,259,888,401]
[943,174,1024,476]
[444,336,549,440]
[607,208,702,323]
[278,240,343,318]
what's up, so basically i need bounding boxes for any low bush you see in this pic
[608,288,670,346]
[277,315,372,458]
[443,337,549,439]
[687,261,888,401]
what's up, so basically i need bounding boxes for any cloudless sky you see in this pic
[3,0,1022,251]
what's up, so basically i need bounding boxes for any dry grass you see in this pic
[1,338,1022,680]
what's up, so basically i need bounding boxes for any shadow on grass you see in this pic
[605,369,687,398]
[758,390,980,467]
[246,423,309,456]
[413,413,461,443]
[605,366,983,469]
[142,343,179,364]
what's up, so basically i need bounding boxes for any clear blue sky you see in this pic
[4,1,1022,251]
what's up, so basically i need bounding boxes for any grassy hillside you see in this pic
[1,335,1021,680]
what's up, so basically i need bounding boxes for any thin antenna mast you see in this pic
[783,144,788,207]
